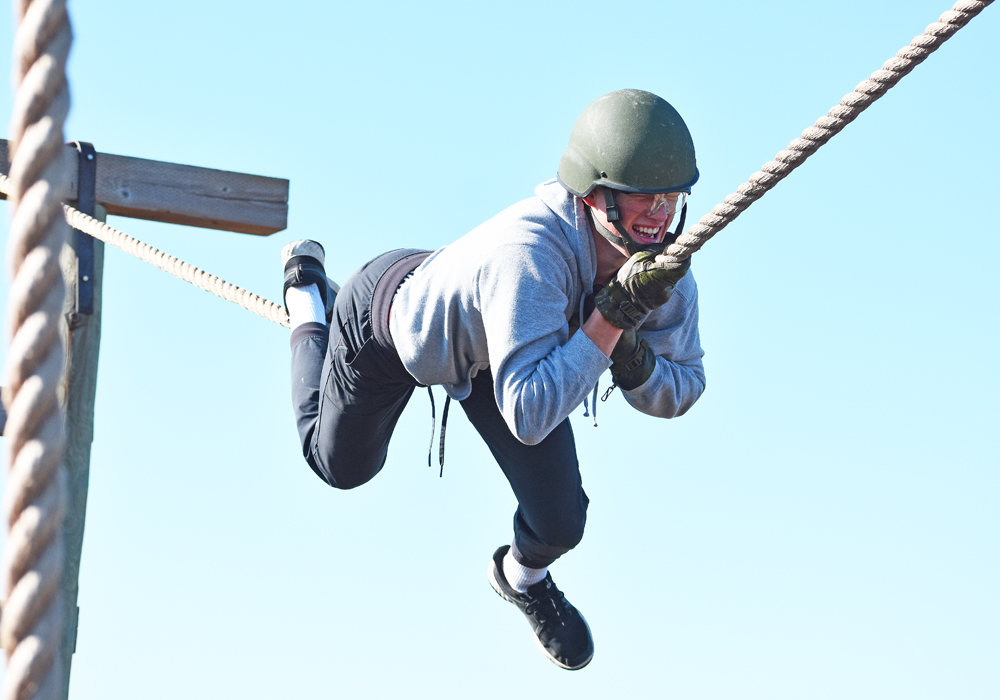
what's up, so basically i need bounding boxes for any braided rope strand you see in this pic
[660,0,994,263]
[1,0,72,698]
[60,204,291,328]
[0,173,290,328]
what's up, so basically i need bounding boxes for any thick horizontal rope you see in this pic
[1,0,989,330]
[2,0,72,697]
[0,174,290,328]
[660,0,994,263]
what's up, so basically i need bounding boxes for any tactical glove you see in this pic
[609,329,656,391]
[594,251,691,330]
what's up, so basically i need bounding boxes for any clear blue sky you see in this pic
[1,1,997,698]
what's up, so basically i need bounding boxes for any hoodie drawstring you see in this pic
[577,291,601,427]
[426,386,449,476]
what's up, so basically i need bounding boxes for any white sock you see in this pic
[503,545,548,593]
[285,284,326,329]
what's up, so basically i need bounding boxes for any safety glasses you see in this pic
[616,191,688,217]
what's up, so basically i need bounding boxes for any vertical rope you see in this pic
[660,0,994,263]
[1,0,72,698]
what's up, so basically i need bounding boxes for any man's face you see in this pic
[584,188,684,257]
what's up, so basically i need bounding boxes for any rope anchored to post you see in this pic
[60,203,291,328]
[0,173,291,327]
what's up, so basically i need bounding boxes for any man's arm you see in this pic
[581,309,623,358]
[482,244,611,445]
[617,275,706,418]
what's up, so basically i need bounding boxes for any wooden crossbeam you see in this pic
[0,140,288,236]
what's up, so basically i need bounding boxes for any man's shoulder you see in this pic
[437,180,587,280]
[485,180,575,225]
[477,190,575,251]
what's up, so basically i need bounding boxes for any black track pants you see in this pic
[289,249,588,568]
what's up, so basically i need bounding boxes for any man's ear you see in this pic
[582,186,600,208]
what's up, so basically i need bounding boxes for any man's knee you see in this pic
[542,519,586,553]
[305,449,383,491]
[514,517,586,568]
[526,506,587,556]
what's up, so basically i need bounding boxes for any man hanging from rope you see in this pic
[281,89,706,670]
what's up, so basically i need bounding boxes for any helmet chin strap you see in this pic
[601,188,644,256]
[591,188,688,257]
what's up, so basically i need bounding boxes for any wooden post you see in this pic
[57,203,105,699]
[0,140,288,698]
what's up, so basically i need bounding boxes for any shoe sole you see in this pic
[280,240,326,267]
[487,558,594,671]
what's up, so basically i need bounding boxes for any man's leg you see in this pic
[285,242,418,489]
[289,320,332,472]
[460,369,594,670]
[459,369,589,568]
[290,322,415,489]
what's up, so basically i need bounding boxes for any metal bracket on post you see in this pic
[70,141,97,318]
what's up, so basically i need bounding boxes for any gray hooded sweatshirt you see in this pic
[389,179,705,446]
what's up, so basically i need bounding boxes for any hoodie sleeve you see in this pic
[622,272,706,418]
[479,242,611,445]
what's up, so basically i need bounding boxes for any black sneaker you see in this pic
[280,240,339,321]
[487,545,594,670]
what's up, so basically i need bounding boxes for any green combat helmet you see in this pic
[558,89,699,256]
